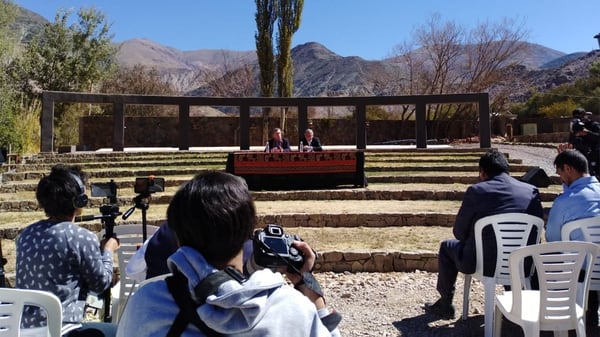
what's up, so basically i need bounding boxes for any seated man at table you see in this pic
[300,128,323,151]
[267,127,291,152]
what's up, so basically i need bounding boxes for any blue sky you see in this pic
[13,0,600,60]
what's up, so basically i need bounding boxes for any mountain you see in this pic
[115,38,257,93]
[11,4,600,104]
[11,7,47,44]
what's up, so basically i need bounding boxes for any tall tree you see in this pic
[0,0,25,152]
[255,0,276,98]
[276,0,303,98]
[255,0,277,144]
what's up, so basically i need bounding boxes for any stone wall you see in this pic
[316,250,438,273]
[78,116,484,150]
[74,115,577,150]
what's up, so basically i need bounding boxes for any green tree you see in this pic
[255,0,277,144]
[0,0,29,153]
[8,7,116,147]
[276,0,303,98]
[517,60,600,118]
[255,0,276,98]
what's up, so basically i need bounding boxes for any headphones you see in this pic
[68,172,89,209]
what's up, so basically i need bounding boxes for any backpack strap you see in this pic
[166,267,246,337]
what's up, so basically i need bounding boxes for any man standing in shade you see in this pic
[423,149,543,319]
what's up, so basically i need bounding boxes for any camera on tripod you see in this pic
[252,224,304,270]
[134,176,165,195]
[91,181,118,200]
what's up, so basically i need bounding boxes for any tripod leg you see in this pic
[0,239,6,288]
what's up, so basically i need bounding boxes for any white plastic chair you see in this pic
[461,213,544,337]
[494,241,600,337]
[100,224,160,323]
[0,288,62,337]
[561,217,600,293]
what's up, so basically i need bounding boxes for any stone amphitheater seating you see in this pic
[0,147,561,282]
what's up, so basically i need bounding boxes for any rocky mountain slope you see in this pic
[11,5,600,102]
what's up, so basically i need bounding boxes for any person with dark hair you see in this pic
[423,149,543,319]
[300,128,323,151]
[117,171,341,337]
[545,149,600,329]
[16,165,120,337]
[563,107,600,176]
[267,127,291,152]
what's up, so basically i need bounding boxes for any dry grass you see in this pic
[293,226,451,252]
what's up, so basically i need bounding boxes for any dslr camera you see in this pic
[252,224,304,270]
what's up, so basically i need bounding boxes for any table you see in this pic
[226,150,366,190]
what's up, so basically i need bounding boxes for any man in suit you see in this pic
[267,128,291,152]
[300,128,323,151]
[423,149,544,319]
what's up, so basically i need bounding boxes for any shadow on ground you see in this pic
[393,313,594,337]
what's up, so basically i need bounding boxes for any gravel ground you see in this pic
[313,143,563,337]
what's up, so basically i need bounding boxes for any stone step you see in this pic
[0,180,563,212]
[0,198,556,239]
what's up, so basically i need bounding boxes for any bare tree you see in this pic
[202,50,257,97]
[99,64,177,116]
[387,13,529,139]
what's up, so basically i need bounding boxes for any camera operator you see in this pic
[572,119,600,177]
[16,165,120,337]
[117,171,341,337]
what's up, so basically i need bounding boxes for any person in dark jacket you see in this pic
[300,128,323,151]
[423,150,543,319]
[267,128,291,152]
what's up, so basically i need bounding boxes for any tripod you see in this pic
[122,192,152,242]
[0,239,6,287]
[75,192,121,323]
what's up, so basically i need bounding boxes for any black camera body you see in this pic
[253,224,304,270]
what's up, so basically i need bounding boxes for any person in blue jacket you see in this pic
[117,171,341,337]
[545,149,600,329]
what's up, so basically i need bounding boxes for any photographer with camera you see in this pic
[16,165,120,337]
[117,171,341,337]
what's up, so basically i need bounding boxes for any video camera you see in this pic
[91,181,118,201]
[252,224,304,270]
[83,180,120,238]
[134,176,165,195]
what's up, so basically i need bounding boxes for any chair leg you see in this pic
[462,274,472,320]
[493,305,503,337]
[483,278,495,337]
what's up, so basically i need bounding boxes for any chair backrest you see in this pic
[507,241,599,331]
[113,224,160,293]
[0,288,62,337]
[473,213,543,282]
[561,216,600,291]
[100,224,160,321]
